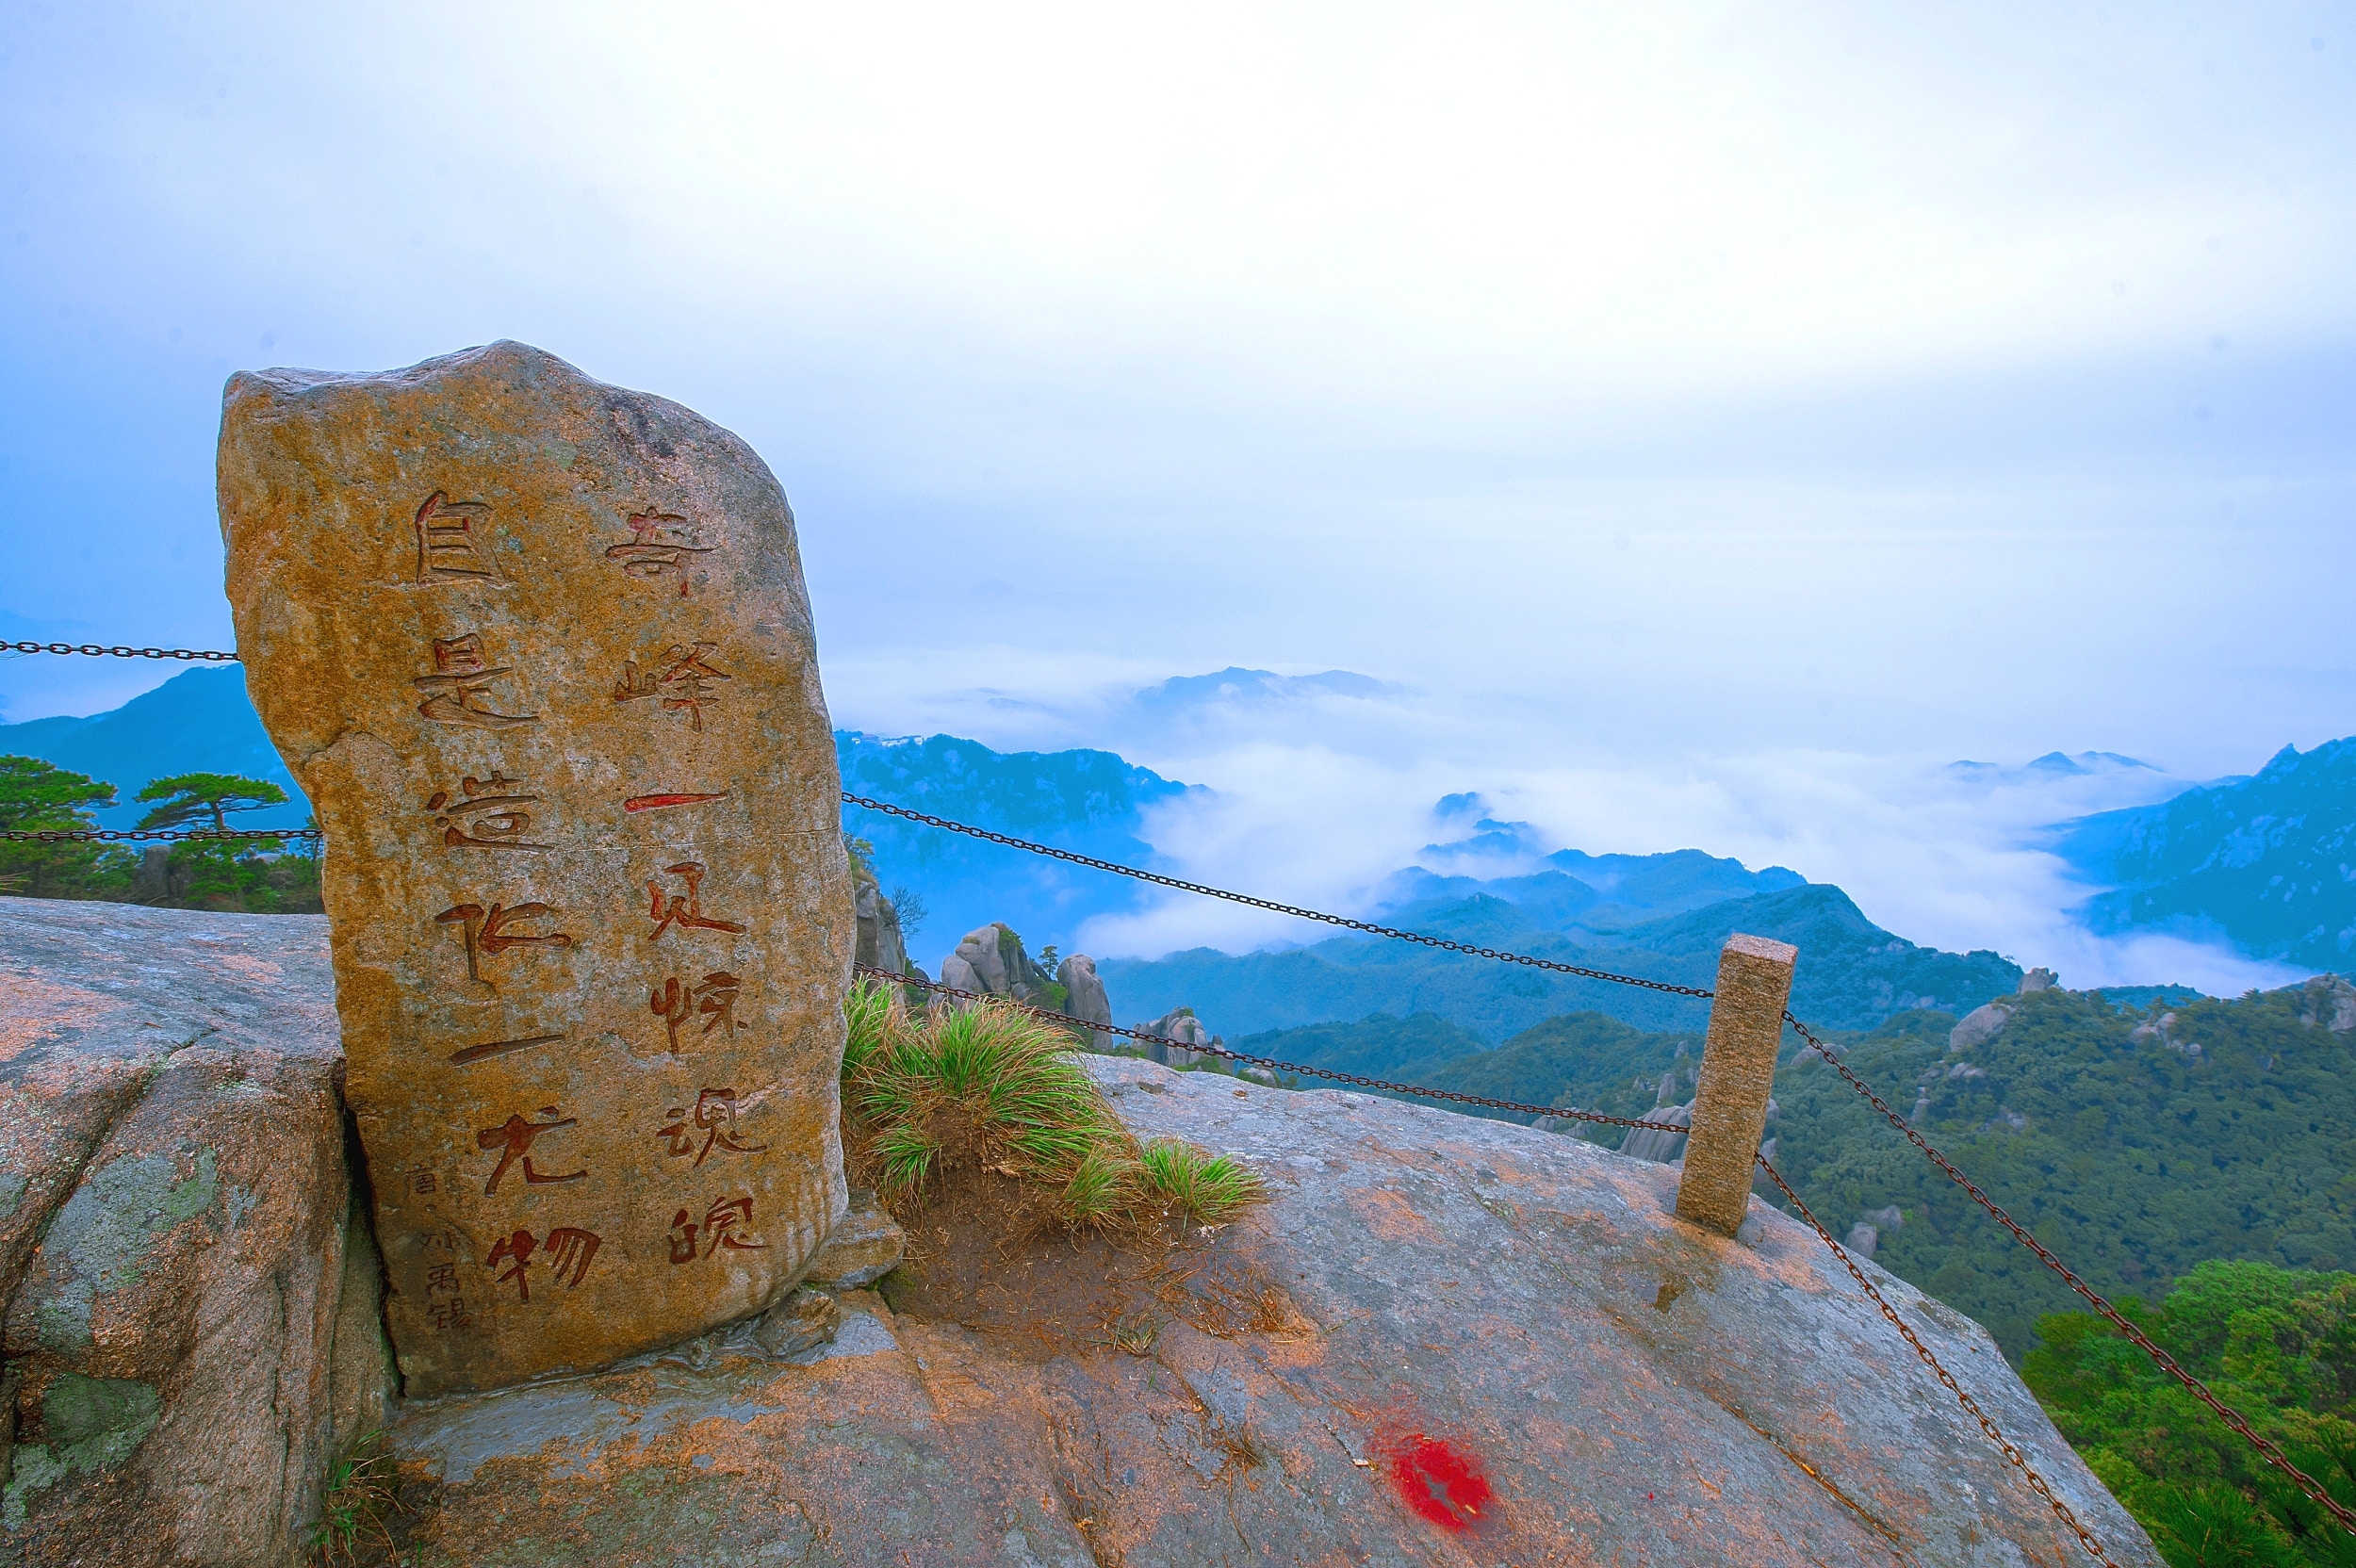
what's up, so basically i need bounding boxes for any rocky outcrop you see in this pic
[0,898,390,1566]
[1137,1006,1216,1068]
[1620,1102,1693,1163]
[7,900,2159,1564]
[1618,1069,1694,1164]
[1948,1001,2011,1053]
[1055,954,1113,1051]
[1948,967,2063,1055]
[376,1058,2157,1565]
[939,923,1063,1008]
[1846,1204,1906,1261]
[2129,1012,2203,1059]
[848,849,913,979]
[2291,973,2356,1033]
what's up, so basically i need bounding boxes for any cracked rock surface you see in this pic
[0,898,391,1566]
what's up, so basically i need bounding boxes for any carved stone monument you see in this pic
[219,341,853,1396]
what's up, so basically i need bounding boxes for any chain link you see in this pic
[1,827,319,843]
[855,963,1693,1136]
[844,793,1715,1003]
[1756,1158,2121,1565]
[1785,1011,2356,1537]
[2,641,240,662]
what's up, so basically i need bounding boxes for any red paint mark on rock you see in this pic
[1385,1433,1495,1530]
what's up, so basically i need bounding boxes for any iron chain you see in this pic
[0,827,319,843]
[2,641,239,662]
[1786,1012,2356,1537]
[844,793,1714,1002]
[855,963,1693,1137]
[1755,1159,2122,1566]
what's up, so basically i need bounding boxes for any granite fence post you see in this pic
[1675,933,1798,1237]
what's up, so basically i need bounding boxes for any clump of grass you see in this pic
[1105,1309,1163,1355]
[309,1430,399,1565]
[846,993,1123,1197]
[843,975,900,1079]
[1138,1138,1268,1226]
[842,989,1264,1234]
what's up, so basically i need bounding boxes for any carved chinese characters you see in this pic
[221,340,853,1396]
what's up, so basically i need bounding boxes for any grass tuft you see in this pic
[1138,1138,1268,1226]
[843,975,899,1079]
[843,992,1263,1234]
[309,1430,399,1565]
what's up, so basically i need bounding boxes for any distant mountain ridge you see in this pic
[0,668,309,829]
[1103,881,2022,1041]
[11,666,2335,1037]
[837,730,1194,962]
[1946,750,2159,785]
[2053,736,2356,969]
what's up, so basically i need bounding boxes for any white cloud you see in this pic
[869,671,2312,992]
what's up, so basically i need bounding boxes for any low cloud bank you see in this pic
[832,660,2312,999]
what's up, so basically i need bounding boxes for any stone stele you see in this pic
[218,340,853,1397]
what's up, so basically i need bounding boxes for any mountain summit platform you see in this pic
[0,897,2154,1565]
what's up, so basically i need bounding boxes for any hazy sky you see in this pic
[4,3,2350,981]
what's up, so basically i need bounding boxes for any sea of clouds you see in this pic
[826,656,2313,997]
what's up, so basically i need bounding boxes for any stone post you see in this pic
[219,341,854,1396]
[1675,933,1797,1237]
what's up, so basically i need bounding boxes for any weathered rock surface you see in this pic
[1138,1005,1214,1067]
[0,898,388,1567]
[798,1188,903,1290]
[940,922,1062,1009]
[220,340,854,1396]
[6,903,2152,1563]
[380,1058,2157,1566]
[1056,953,1113,1051]
[848,856,910,979]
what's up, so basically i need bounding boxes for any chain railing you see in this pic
[857,962,1695,1138]
[1784,1011,2356,1537]
[2,640,240,662]
[1753,1159,2122,1564]
[1,826,319,843]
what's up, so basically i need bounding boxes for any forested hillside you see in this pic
[2028,1260,2356,1565]
[1774,980,2356,1362]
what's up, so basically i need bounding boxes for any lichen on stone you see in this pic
[1,1373,162,1529]
[31,1147,219,1350]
